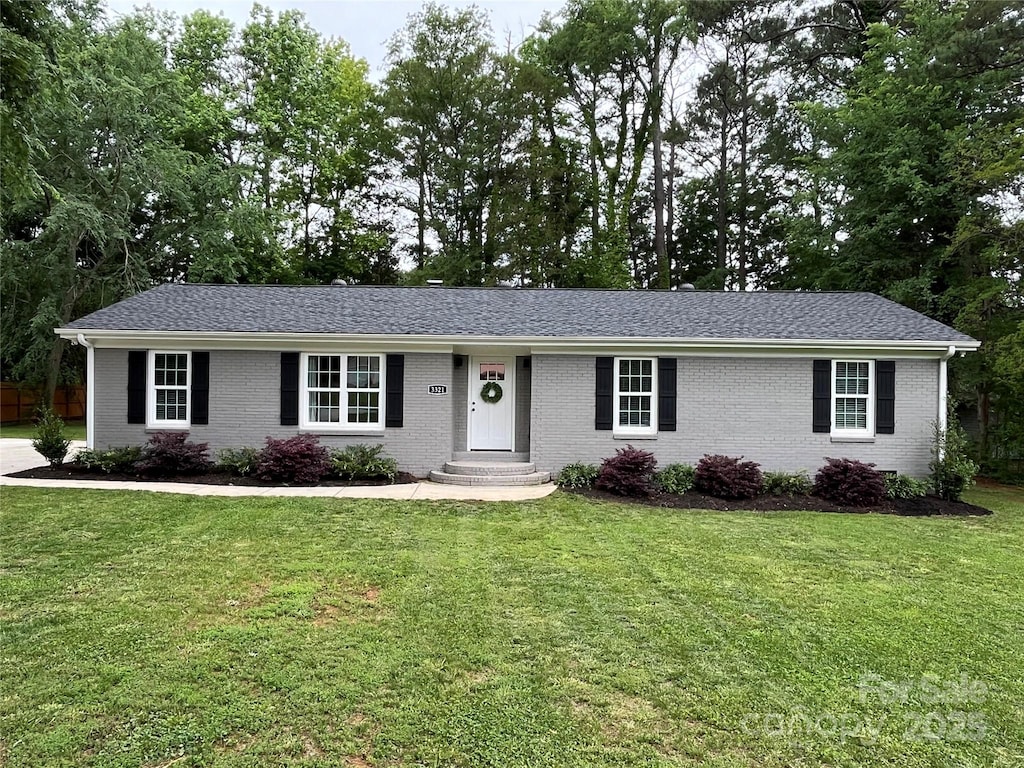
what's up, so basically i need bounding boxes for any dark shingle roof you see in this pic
[62,283,975,343]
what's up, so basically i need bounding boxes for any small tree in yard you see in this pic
[32,406,71,468]
[31,409,71,468]
[931,418,979,502]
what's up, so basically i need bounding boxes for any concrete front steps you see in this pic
[428,456,551,487]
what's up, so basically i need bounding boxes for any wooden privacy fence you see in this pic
[1,382,85,424]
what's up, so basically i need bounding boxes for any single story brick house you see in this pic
[56,284,978,480]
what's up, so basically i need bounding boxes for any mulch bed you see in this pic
[7,464,995,515]
[7,464,418,487]
[565,487,992,517]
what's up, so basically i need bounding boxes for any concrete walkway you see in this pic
[0,439,557,501]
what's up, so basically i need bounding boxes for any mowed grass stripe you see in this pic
[1,485,1021,767]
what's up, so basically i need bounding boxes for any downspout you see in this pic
[938,345,956,459]
[76,334,95,449]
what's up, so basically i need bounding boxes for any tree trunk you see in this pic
[716,95,729,286]
[43,282,81,408]
[262,156,272,210]
[43,338,66,409]
[652,53,668,289]
[737,55,750,292]
[589,148,601,248]
[303,194,312,268]
[417,161,427,270]
[666,137,677,286]
[978,387,990,463]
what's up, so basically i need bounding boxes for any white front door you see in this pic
[468,356,515,450]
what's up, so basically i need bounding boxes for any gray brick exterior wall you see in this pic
[93,348,453,477]
[93,348,940,479]
[530,354,939,478]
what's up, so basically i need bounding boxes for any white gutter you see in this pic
[937,345,956,459]
[76,333,95,449]
[53,328,982,354]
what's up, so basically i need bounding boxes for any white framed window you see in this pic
[832,359,874,436]
[149,350,190,428]
[300,353,384,430]
[614,357,657,435]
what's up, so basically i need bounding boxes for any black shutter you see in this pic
[876,360,896,434]
[812,359,831,433]
[280,352,299,426]
[595,356,613,430]
[191,351,210,425]
[658,357,677,432]
[127,350,147,424]
[385,354,404,428]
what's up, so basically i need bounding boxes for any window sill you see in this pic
[299,427,386,436]
[146,425,191,432]
[830,435,876,444]
[613,433,657,441]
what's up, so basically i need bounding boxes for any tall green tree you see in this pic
[0,0,63,207]
[239,5,385,283]
[1,10,197,401]
[498,44,590,287]
[384,3,513,285]
[537,0,690,288]
[165,9,281,283]
[672,0,789,290]
[793,0,1023,470]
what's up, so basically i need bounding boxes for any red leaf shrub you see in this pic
[134,431,210,477]
[813,457,886,506]
[694,454,764,499]
[595,445,658,497]
[256,434,330,484]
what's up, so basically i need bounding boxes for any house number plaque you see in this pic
[427,385,448,395]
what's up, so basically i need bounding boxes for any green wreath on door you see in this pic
[480,381,503,404]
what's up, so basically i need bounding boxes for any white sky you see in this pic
[106,0,567,76]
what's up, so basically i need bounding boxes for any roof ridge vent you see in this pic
[331,279,347,286]
[679,283,695,291]
[426,279,444,286]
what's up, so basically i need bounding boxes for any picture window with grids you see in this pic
[614,357,656,434]
[832,360,873,435]
[302,354,383,429]
[149,351,190,426]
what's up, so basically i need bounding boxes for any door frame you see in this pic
[467,355,516,451]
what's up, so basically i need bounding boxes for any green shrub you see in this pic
[217,447,260,477]
[763,471,813,496]
[31,406,71,468]
[74,446,143,474]
[884,473,930,499]
[654,463,695,494]
[330,444,398,481]
[930,418,979,501]
[556,462,599,489]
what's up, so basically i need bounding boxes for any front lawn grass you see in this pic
[1,486,1021,767]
